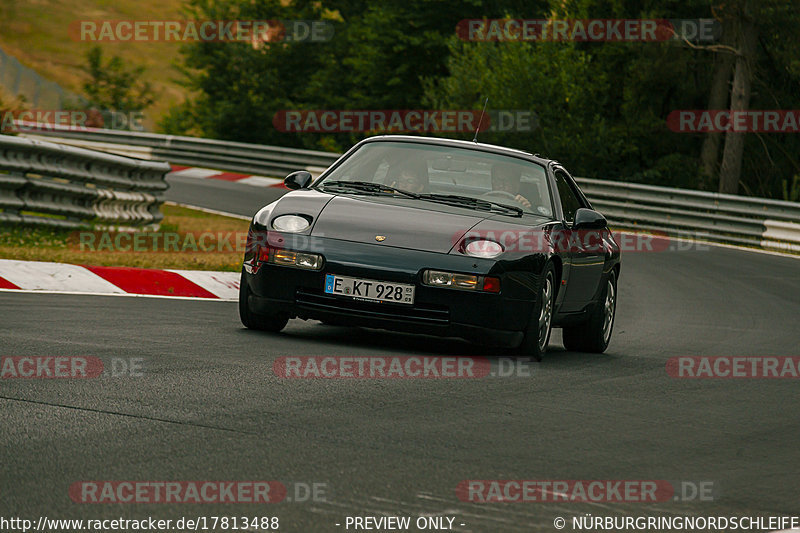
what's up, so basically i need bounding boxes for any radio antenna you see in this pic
[472,97,489,143]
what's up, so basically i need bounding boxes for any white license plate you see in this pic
[324,274,415,305]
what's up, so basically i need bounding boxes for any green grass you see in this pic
[0,204,251,271]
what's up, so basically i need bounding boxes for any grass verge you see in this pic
[0,204,250,271]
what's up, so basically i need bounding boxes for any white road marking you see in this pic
[0,259,124,293]
[166,269,240,300]
[236,176,284,187]
[168,167,222,179]
[163,201,251,220]
[0,288,235,301]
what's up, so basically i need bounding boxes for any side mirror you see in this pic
[573,208,607,230]
[284,170,313,190]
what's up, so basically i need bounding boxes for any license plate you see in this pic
[324,274,415,305]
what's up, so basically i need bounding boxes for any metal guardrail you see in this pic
[16,124,800,252]
[576,178,800,251]
[0,134,170,229]
[18,124,338,177]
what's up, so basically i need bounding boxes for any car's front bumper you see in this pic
[242,237,543,347]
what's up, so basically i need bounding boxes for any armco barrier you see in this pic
[0,134,170,229]
[18,124,338,177]
[15,125,800,251]
[575,178,800,251]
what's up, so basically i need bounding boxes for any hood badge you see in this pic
[375,235,387,242]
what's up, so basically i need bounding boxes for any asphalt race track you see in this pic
[164,174,287,217]
[2,178,799,532]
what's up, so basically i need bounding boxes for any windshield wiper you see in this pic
[319,180,420,199]
[417,193,523,217]
[318,183,522,216]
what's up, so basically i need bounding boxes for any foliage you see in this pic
[82,46,156,117]
[783,175,800,203]
[163,0,800,199]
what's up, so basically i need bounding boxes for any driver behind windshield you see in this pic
[491,163,531,208]
[389,160,429,194]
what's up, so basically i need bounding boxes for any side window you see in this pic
[554,171,582,223]
[520,170,553,217]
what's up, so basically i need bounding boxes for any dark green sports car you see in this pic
[239,135,620,360]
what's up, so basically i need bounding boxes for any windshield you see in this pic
[316,141,554,217]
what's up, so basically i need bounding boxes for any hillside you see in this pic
[0,0,189,130]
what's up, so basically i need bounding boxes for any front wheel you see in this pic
[239,270,288,332]
[562,270,617,353]
[515,262,556,362]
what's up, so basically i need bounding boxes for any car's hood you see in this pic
[311,195,489,253]
[265,190,545,254]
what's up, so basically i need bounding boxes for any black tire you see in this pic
[515,262,556,362]
[562,270,617,353]
[238,270,288,332]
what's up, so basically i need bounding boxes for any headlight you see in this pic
[422,270,500,293]
[272,215,310,233]
[271,249,323,270]
[464,239,504,258]
[424,270,478,289]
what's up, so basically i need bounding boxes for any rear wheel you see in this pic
[239,270,288,332]
[562,270,617,353]
[515,262,556,362]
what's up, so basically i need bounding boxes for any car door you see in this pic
[553,168,605,313]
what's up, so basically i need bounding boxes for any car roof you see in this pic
[357,135,556,167]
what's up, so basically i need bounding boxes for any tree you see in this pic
[424,0,714,188]
[81,46,156,123]
[717,1,758,194]
[699,19,734,184]
[164,0,800,199]
[162,0,539,150]
[695,0,800,195]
